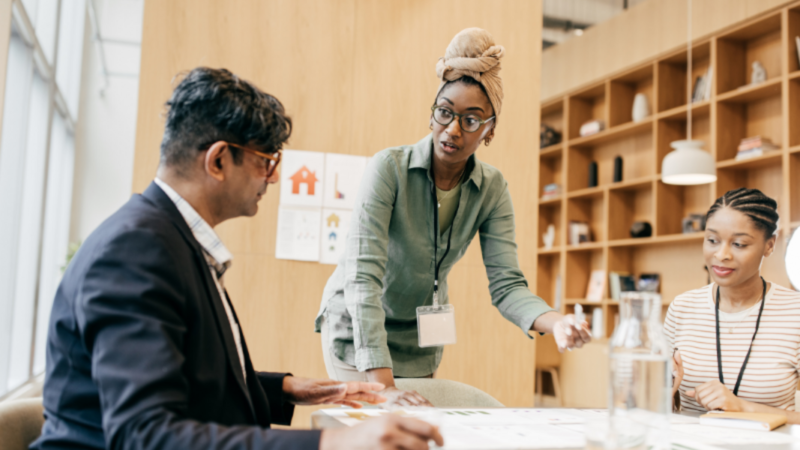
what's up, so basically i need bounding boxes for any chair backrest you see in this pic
[0,397,44,450]
[394,379,504,408]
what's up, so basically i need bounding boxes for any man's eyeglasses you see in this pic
[226,143,282,178]
[430,105,495,133]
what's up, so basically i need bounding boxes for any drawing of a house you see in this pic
[289,166,319,195]
[326,213,340,228]
[329,231,337,241]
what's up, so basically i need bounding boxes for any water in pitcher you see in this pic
[594,293,672,450]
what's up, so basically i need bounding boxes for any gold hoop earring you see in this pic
[484,139,492,147]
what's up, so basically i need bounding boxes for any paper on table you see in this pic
[275,206,321,262]
[671,423,794,446]
[319,209,351,265]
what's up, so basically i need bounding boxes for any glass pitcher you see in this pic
[606,292,672,450]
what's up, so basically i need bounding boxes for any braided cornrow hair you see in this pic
[706,188,779,239]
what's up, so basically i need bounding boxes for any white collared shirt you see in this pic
[154,178,246,381]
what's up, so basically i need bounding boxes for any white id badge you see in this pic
[416,304,457,348]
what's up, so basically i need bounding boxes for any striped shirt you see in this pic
[664,283,800,412]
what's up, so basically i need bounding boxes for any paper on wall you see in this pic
[275,206,321,262]
[319,209,351,265]
[279,150,325,208]
[322,154,367,210]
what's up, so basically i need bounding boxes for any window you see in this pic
[0,0,85,398]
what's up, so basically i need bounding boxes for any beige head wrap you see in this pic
[435,28,505,116]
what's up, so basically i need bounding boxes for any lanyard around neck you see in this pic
[715,278,767,396]
[430,156,461,308]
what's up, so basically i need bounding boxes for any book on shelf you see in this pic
[569,221,591,246]
[541,183,562,201]
[608,271,635,300]
[692,66,713,103]
[735,136,779,160]
[585,270,606,302]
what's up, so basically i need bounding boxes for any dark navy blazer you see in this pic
[30,182,321,450]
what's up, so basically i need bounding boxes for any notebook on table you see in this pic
[699,411,787,431]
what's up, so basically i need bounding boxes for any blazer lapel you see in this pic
[141,182,256,419]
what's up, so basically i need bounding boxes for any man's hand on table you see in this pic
[282,377,386,408]
[320,414,444,450]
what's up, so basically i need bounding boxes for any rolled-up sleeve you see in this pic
[479,183,554,337]
[344,154,398,371]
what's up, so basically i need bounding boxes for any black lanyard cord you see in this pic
[715,277,767,396]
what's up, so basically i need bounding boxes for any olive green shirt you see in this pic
[314,135,553,377]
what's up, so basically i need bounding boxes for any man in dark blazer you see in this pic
[30,67,442,450]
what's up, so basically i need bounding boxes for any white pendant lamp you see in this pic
[661,0,717,186]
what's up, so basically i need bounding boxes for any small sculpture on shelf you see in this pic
[579,119,605,137]
[630,221,652,238]
[632,93,650,122]
[682,213,706,234]
[750,61,766,85]
[588,161,598,188]
[542,224,555,250]
[613,156,623,183]
[540,124,562,149]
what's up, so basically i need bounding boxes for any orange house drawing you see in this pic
[289,166,319,195]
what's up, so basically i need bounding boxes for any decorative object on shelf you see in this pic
[630,221,652,238]
[736,135,778,160]
[540,123,562,148]
[579,119,605,137]
[613,156,623,183]
[569,221,591,245]
[681,213,706,234]
[542,224,556,249]
[691,66,713,103]
[750,61,766,85]
[591,308,604,339]
[796,37,800,68]
[632,93,650,122]
[637,273,660,293]
[541,182,562,201]
[585,269,606,302]
[588,161,598,188]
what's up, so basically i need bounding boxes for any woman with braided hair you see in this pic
[314,28,591,407]
[666,188,800,421]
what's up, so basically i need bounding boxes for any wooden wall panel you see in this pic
[135,0,542,427]
[542,0,795,101]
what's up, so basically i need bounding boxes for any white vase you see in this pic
[632,93,650,122]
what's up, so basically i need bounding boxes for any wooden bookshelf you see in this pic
[536,5,799,351]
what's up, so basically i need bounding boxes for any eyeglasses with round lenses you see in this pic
[430,105,495,133]
[226,142,282,179]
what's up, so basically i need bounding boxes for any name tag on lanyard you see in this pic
[417,170,459,348]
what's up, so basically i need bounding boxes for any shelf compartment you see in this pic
[716,152,782,170]
[791,78,800,148]
[539,151,563,200]
[715,163,783,210]
[564,247,605,300]
[716,13,782,95]
[657,42,711,112]
[655,181,711,236]
[539,201,563,248]
[566,122,654,192]
[541,99,565,150]
[788,7,800,74]
[537,253,561,309]
[608,242,705,305]
[656,106,711,174]
[790,153,800,224]
[566,194,605,244]
[567,82,607,140]
[608,180,654,241]
[715,87,782,162]
[540,143,563,158]
[609,64,654,127]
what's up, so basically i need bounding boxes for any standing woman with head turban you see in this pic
[315,28,591,406]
